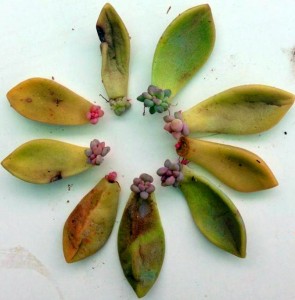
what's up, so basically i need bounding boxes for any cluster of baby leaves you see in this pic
[1,3,294,299]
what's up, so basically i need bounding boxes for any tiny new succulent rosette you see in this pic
[163,111,189,139]
[109,97,131,116]
[157,159,184,187]
[85,139,110,165]
[137,85,171,114]
[130,173,155,199]
[86,105,104,124]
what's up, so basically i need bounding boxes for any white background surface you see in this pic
[0,1,295,299]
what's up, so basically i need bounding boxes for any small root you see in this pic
[99,94,109,103]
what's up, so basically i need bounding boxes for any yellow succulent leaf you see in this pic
[7,77,94,125]
[177,137,278,192]
[1,139,91,184]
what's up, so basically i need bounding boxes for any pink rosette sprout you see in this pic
[157,159,184,187]
[85,139,110,165]
[130,173,155,200]
[105,171,117,183]
[163,111,189,139]
[86,105,104,124]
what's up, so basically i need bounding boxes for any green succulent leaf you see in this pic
[96,3,131,115]
[118,192,165,298]
[152,4,215,99]
[182,85,295,134]
[179,165,246,258]
[176,136,278,192]
[1,139,91,184]
[149,106,156,114]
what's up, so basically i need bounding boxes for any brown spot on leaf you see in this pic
[50,171,62,182]
[55,98,62,106]
[96,26,106,42]
[175,136,190,157]
[128,195,154,240]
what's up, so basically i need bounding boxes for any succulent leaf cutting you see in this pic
[137,4,216,113]
[96,3,131,115]
[157,160,246,258]
[7,77,104,125]
[63,172,120,263]
[118,174,165,298]
[175,136,278,192]
[164,85,294,137]
[1,139,110,184]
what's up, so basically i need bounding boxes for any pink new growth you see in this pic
[86,105,104,124]
[106,172,117,183]
[180,158,190,165]
[175,141,182,150]
[163,111,189,139]
[85,139,110,165]
[156,159,184,187]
